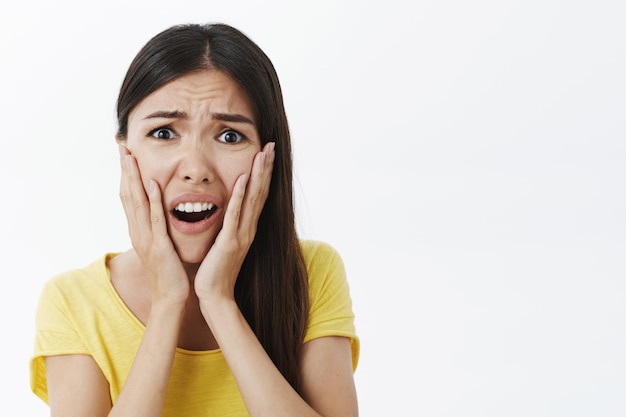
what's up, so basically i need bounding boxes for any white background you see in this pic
[1,0,625,415]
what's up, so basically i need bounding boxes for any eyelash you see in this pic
[218,129,247,144]
[146,127,247,144]
[147,126,176,140]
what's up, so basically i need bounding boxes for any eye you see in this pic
[148,127,176,140]
[218,130,245,144]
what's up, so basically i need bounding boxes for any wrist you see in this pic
[149,298,186,322]
[199,296,238,327]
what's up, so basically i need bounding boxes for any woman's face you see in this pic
[124,69,261,264]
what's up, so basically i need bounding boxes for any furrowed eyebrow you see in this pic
[212,113,254,125]
[143,110,187,120]
[142,110,254,125]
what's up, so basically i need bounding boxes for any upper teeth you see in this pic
[175,202,215,213]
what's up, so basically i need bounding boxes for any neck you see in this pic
[183,262,200,282]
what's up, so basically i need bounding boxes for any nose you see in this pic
[178,144,214,185]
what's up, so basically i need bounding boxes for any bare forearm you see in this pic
[109,302,183,417]
[200,298,321,417]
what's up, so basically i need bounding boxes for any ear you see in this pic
[115,134,126,145]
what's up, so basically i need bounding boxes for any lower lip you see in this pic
[169,210,221,234]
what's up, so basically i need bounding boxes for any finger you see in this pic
[118,147,151,242]
[125,154,152,227]
[239,142,275,229]
[118,145,138,226]
[147,179,168,238]
[221,173,250,238]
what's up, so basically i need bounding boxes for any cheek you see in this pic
[134,153,167,190]
[226,152,257,186]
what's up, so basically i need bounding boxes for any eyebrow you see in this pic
[143,110,187,120]
[212,112,255,124]
[143,110,254,125]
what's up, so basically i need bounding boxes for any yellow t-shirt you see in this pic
[30,240,358,415]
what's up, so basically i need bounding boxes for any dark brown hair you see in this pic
[116,23,309,390]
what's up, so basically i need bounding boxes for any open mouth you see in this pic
[172,202,218,223]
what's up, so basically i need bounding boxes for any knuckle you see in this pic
[248,193,260,207]
[230,206,242,219]
[119,191,130,202]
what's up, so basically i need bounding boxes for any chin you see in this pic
[173,238,214,265]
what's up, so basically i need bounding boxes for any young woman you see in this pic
[30,23,359,417]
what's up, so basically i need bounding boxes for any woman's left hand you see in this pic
[194,141,275,303]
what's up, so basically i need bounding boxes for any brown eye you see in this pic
[149,127,176,140]
[218,130,245,144]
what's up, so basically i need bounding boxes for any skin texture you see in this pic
[44,70,358,417]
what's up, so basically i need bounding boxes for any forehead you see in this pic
[129,69,256,123]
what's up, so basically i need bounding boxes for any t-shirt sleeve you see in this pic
[30,277,90,404]
[303,241,359,371]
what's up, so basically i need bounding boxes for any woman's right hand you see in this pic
[118,145,189,306]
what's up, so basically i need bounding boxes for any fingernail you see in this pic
[149,179,156,193]
[125,154,132,169]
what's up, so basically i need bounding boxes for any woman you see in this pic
[30,23,359,416]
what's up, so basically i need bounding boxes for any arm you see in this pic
[109,302,184,417]
[45,147,189,417]
[201,300,358,417]
[45,355,111,417]
[109,147,190,416]
[299,337,358,416]
[45,303,183,417]
[195,144,358,416]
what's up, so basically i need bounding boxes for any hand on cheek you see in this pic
[195,141,275,302]
[118,145,189,305]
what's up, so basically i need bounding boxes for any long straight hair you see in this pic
[116,23,309,390]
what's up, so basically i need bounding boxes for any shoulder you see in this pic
[37,254,116,310]
[45,254,112,287]
[299,239,340,256]
[299,240,344,272]
[298,239,349,302]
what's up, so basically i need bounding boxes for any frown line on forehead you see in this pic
[143,110,255,125]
